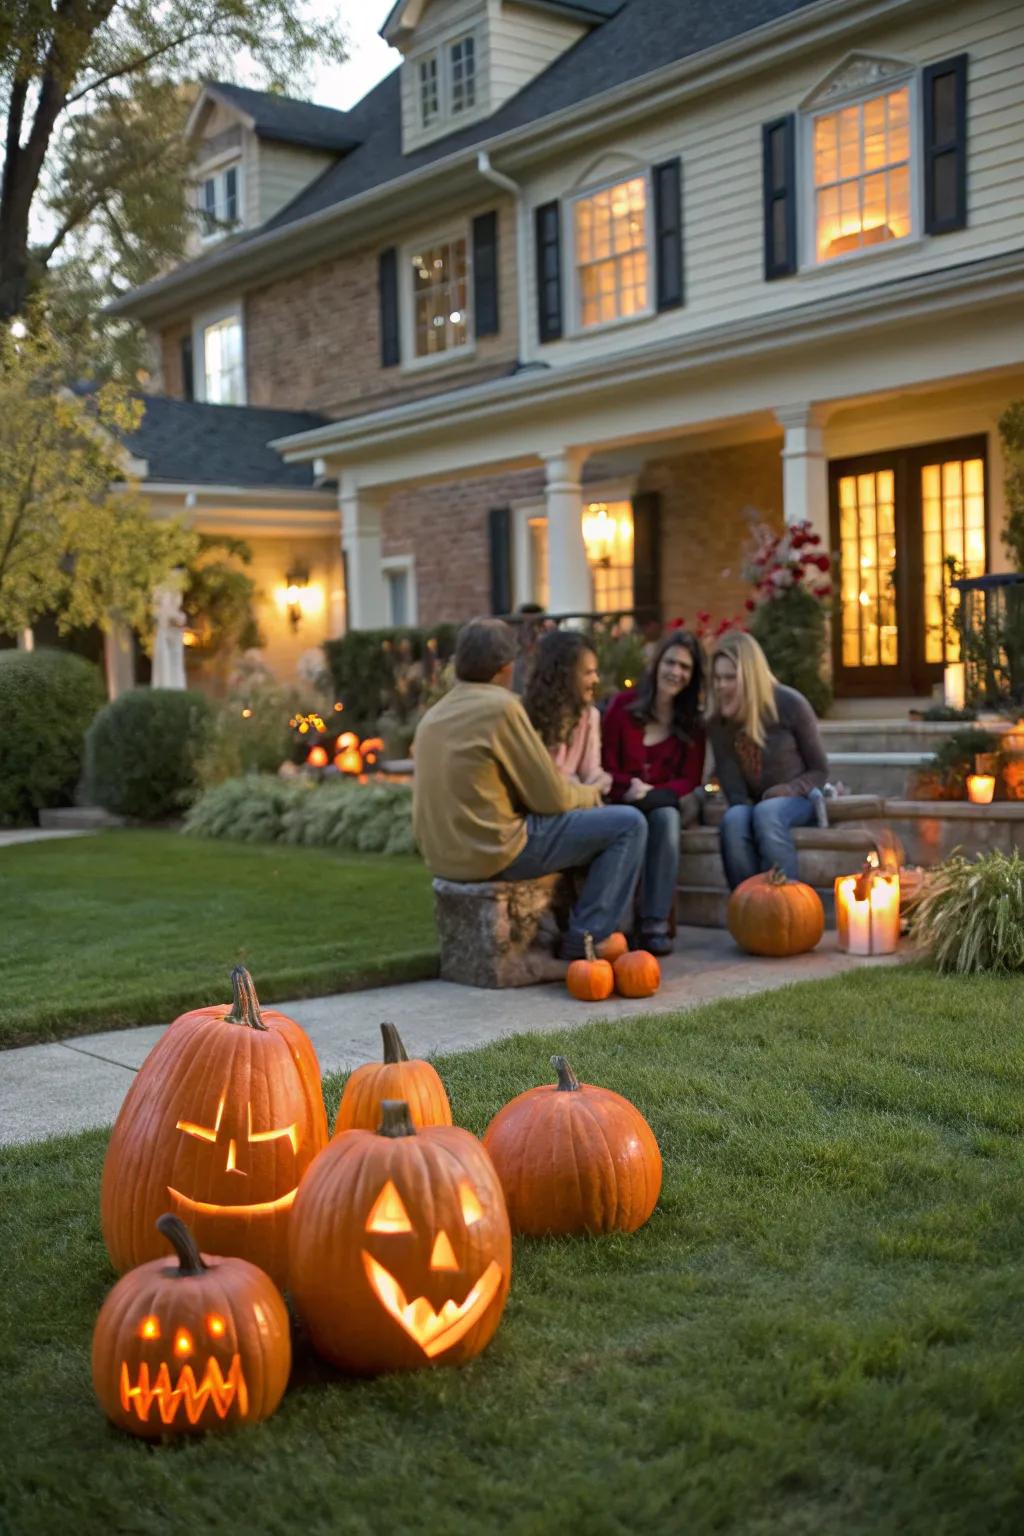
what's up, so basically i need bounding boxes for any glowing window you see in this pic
[838,470,898,669]
[922,457,986,664]
[410,238,469,358]
[574,177,649,329]
[812,85,911,262]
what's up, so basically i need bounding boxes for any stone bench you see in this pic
[432,873,571,988]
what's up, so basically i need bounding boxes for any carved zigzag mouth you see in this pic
[167,1185,298,1217]
[119,1355,248,1425]
[362,1253,503,1358]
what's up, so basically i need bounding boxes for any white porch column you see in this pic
[542,449,592,615]
[340,476,388,630]
[103,621,135,700]
[776,403,830,546]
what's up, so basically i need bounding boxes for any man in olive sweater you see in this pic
[413,618,647,959]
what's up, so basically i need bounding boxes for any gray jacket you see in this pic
[708,684,829,806]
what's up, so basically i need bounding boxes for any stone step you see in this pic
[820,719,1021,755]
[826,752,930,798]
[38,806,126,830]
[681,824,879,893]
[676,884,838,929]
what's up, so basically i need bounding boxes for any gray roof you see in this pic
[383,0,623,30]
[202,81,361,154]
[264,0,823,232]
[125,396,330,488]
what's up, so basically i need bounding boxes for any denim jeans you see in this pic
[719,796,815,889]
[640,806,681,931]
[497,805,647,947]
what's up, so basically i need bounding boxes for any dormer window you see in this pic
[419,55,439,125]
[450,35,476,114]
[198,164,241,239]
[811,84,912,262]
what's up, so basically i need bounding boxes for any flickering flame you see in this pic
[119,1354,248,1425]
[362,1253,503,1358]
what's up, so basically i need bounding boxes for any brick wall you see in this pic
[156,322,191,399]
[162,197,519,417]
[640,438,784,627]
[382,466,545,625]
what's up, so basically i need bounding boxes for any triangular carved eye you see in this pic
[366,1180,413,1233]
[430,1230,459,1271]
[459,1181,483,1226]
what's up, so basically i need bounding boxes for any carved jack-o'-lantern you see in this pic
[290,1100,511,1374]
[92,1214,291,1438]
[101,967,328,1289]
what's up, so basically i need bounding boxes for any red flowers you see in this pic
[741,518,832,610]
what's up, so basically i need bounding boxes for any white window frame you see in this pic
[381,555,418,627]
[193,300,246,405]
[418,52,440,126]
[800,70,921,272]
[413,27,481,131]
[400,224,474,371]
[449,33,477,116]
[566,169,655,338]
[196,160,243,243]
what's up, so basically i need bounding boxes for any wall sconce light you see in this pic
[581,504,617,568]
[283,564,310,630]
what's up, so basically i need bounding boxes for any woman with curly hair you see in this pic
[523,629,613,795]
[601,630,706,954]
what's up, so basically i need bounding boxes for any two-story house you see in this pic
[110,0,1024,706]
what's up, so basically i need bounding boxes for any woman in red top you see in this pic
[602,630,706,954]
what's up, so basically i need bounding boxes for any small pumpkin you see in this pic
[100,967,328,1289]
[92,1214,290,1438]
[483,1056,662,1235]
[727,868,824,957]
[290,1100,511,1375]
[334,1022,451,1136]
[566,933,614,1001]
[613,948,661,998]
[597,931,629,962]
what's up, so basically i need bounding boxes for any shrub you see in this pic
[323,626,457,732]
[928,726,1003,796]
[750,585,833,717]
[184,775,416,855]
[910,850,1024,973]
[0,648,105,826]
[85,688,214,819]
[195,674,301,789]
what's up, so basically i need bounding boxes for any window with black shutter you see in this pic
[180,335,194,401]
[535,201,563,344]
[379,246,400,368]
[473,211,499,338]
[631,492,661,621]
[923,54,968,235]
[653,159,683,311]
[488,507,513,614]
[762,115,797,279]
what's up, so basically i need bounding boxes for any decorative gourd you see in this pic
[612,948,661,998]
[727,868,825,957]
[333,1022,451,1136]
[100,967,327,1289]
[566,933,614,1001]
[597,931,629,962]
[92,1214,290,1438]
[290,1100,511,1374]
[483,1056,662,1235]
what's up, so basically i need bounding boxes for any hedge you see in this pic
[85,688,215,820]
[322,625,458,731]
[0,649,106,826]
[183,775,416,856]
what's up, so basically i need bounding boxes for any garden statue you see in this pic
[152,576,187,689]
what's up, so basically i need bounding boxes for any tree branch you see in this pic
[66,26,218,104]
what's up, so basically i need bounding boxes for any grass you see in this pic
[2,969,1024,1535]
[0,830,437,1048]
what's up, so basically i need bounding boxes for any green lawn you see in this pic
[2,970,1024,1535]
[0,830,437,1048]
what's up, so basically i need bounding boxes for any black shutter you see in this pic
[653,158,684,311]
[379,246,400,367]
[473,210,500,338]
[534,200,563,344]
[180,335,194,401]
[762,115,797,279]
[488,506,512,615]
[923,53,968,235]
[631,492,661,621]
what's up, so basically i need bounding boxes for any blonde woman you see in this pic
[707,631,828,889]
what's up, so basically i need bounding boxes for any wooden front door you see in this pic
[830,435,987,697]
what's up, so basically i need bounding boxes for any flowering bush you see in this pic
[742,519,833,607]
[667,612,745,644]
[743,518,833,717]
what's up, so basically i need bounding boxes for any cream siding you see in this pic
[521,0,1024,370]
[400,0,491,153]
[252,140,338,225]
[488,2,588,112]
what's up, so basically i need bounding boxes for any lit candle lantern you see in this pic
[966,773,996,805]
[306,745,328,769]
[335,746,363,775]
[835,867,901,956]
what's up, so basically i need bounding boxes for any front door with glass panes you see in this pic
[830,437,987,695]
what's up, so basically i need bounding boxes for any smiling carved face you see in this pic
[289,1101,512,1374]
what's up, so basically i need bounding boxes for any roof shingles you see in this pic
[125,396,329,488]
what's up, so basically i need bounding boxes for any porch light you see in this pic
[582,504,621,567]
[275,564,323,630]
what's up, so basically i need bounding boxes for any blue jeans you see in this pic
[720,796,815,889]
[641,806,680,931]
[497,806,647,946]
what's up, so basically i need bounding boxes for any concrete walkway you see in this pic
[0,828,94,847]
[0,928,902,1146]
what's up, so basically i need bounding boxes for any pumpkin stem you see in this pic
[582,932,597,962]
[551,1055,581,1092]
[380,1022,409,1064]
[156,1213,207,1275]
[225,966,269,1031]
[378,1100,417,1138]
[767,866,789,886]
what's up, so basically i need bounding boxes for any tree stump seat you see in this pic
[431,873,571,988]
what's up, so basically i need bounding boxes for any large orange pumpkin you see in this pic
[290,1100,511,1374]
[613,948,661,998]
[92,1214,290,1438]
[101,967,327,1289]
[566,934,614,1001]
[727,868,825,957]
[482,1056,662,1235]
[333,1022,451,1136]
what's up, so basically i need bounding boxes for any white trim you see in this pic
[511,502,546,607]
[411,23,482,133]
[196,162,244,245]
[565,167,655,337]
[800,67,919,272]
[192,298,246,405]
[381,553,418,625]
[399,222,475,371]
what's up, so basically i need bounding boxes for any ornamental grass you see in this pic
[909,849,1024,974]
